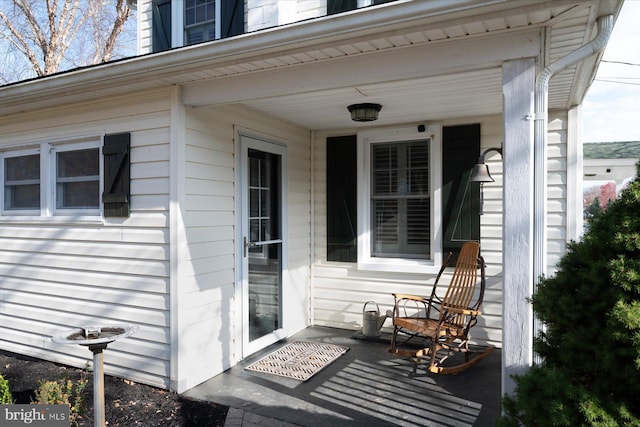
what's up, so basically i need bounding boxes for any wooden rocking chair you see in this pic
[387,241,493,374]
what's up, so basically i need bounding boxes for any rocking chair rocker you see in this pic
[387,241,493,374]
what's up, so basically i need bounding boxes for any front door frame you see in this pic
[235,128,288,359]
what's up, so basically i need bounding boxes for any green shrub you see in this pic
[35,375,88,425]
[0,373,12,404]
[497,163,640,426]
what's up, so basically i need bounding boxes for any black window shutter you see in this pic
[327,136,357,262]
[442,124,481,257]
[221,0,244,38]
[152,0,172,52]
[327,0,357,15]
[103,133,131,218]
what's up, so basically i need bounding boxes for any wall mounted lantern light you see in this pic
[348,103,382,122]
[469,145,503,214]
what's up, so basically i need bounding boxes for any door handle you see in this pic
[243,237,257,257]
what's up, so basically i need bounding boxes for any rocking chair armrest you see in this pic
[390,293,433,319]
[391,293,429,302]
[442,306,481,316]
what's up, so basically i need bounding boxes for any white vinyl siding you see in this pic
[0,89,173,388]
[547,110,569,275]
[175,104,310,390]
[174,108,237,392]
[248,0,324,30]
[138,0,155,54]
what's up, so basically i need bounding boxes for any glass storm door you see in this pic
[241,136,285,356]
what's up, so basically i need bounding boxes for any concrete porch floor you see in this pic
[184,326,502,426]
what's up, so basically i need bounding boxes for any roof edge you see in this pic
[0,0,546,106]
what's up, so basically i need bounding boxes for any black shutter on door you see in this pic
[152,0,172,52]
[221,0,244,38]
[326,136,357,262]
[442,124,481,257]
[103,133,131,218]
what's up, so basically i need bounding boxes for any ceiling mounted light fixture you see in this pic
[348,103,382,122]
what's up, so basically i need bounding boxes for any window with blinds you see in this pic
[326,124,478,271]
[371,140,430,258]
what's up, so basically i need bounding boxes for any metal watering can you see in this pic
[362,301,387,337]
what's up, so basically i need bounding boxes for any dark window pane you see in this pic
[248,149,280,242]
[373,199,398,254]
[195,4,206,22]
[5,184,40,210]
[186,0,215,25]
[186,8,195,25]
[57,181,99,209]
[4,154,40,210]
[57,149,99,178]
[56,148,99,209]
[6,154,39,180]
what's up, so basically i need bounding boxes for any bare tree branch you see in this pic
[0,0,134,82]
[101,0,130,63]
[0,7,44,76]
[15,0,48,54]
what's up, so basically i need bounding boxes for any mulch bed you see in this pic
[1,350,228,426]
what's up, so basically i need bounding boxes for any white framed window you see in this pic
[184,0,218,44]
[1,147,41,215]
[52,140,101,216]
[0,137,103,219]
[357,125,442,273]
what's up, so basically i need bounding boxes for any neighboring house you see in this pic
[583,141,640,195]
[0,0,624,397]
[583,141,640,218]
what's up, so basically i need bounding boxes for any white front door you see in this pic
[239,134,287,357]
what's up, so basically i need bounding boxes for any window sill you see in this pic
[358,258,443,274]
[0,215,105,226]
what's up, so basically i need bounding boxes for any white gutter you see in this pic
[532,14,613,336]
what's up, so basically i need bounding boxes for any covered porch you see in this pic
[185,326,501,426]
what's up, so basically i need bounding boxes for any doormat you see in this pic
[245,341,349,381]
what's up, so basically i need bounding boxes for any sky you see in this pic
[582,0,640,143]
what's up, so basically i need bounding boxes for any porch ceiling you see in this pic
[0,0,622,127]
[236,68,504,130]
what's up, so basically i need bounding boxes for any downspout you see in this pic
[532,14,613,352]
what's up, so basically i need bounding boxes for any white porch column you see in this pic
[501,58,536,397]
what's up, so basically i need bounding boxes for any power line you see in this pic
[601,60,640,67]
[594,78,640,86]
